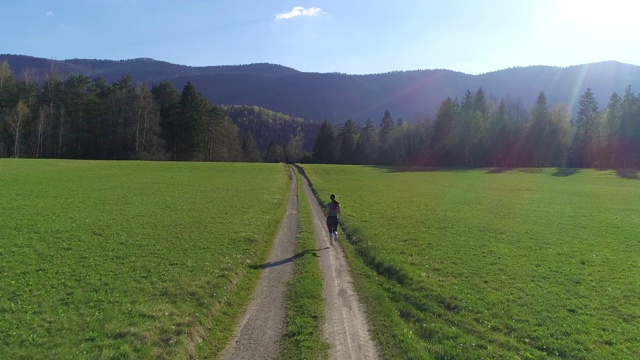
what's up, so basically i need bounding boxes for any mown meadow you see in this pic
[0,160,291,359]
[302,164,640,359]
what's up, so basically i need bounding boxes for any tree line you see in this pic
[312,87,640,168]
[0,61,287,162]
[2,59,640,168]
[223,105,319,161]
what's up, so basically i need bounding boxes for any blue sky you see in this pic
[2,0,639,75]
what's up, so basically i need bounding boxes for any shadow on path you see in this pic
[250,247,331,270]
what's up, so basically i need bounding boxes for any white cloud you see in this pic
[275,6,324,20]
[46,11,55,17]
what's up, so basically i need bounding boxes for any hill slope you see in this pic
[2,54,639,123]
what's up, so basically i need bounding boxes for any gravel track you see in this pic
[220,166,378,359]
[219,167,299,360]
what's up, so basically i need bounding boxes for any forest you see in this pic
[1,60,640,168]
[317,86,640,168]
[0,61,283,162]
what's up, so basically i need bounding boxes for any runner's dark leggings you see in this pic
[326,216,338,233]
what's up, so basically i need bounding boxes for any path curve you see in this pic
[298,167,380,360]
[219,166,298,360]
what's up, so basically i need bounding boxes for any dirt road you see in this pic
[219,168,299,360]
[220,166,378,359]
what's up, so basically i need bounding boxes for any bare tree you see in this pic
[133,85,163,159]
[0,61,13,98]
[7,101,28,157]
[57,106,66,157]
[35,107,45,158]
[41,62,62,158]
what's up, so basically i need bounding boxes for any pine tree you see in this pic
[602,92,621,167]
[430,97,458,166]
[109,75,138,159]
[547,104,571,167]
[312,120,336,164]
[528,91,550,166]
[618,87,640,167]
[61,74,94,158]
[452,90,474,166]
[175,81,206,160]
[488,98,511,167]
[242,132,261,162]
[378,110,395,144]
[354,118,377,164]
[152,81,180,158]
[570,88,600,167]
[378,110,395,164]
[337,118,359,164]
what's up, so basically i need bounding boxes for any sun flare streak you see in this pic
[568,64,590,118]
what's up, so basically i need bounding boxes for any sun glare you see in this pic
[558,1,640,33]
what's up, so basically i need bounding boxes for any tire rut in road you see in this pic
[219,167,299,360]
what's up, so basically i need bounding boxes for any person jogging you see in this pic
[326,194,341,244]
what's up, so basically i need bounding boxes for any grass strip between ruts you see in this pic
[280,166,329,359]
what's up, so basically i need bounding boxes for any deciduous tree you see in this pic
[264,139,285,163]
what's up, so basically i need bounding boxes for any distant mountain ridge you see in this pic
[2,54,639,123]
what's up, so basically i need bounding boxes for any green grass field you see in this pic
[302,165,640,359]
[0,160,291,359]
